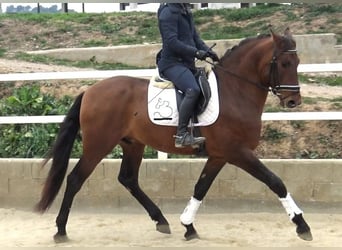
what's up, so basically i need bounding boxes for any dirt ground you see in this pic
[0,207,342,247]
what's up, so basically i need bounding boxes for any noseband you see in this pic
[269,49,300,97]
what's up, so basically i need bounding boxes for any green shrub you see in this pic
[99,23,122,34]
[222,5,275,22]
[81,39,108,47]
[0,85,80,158]
[262,125,288,142]
[307,4,342,16]
[0,48,6,57]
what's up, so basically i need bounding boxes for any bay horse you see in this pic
[35,28,313,242]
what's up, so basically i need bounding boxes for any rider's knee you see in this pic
[185,87,200,98]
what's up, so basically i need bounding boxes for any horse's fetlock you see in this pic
[118,175,137,189]
[292,213,308,229]
[150,208,163,222]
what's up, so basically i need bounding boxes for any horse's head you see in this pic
[216,28,301,109]
[269,28,301,108]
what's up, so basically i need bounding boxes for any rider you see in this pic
[157,3,219,148]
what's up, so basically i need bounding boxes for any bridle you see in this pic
[206,49,300,97]
[269,49,300,99]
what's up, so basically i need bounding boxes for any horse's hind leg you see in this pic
[234,149,312,241]
[118,141,171,234]
[54,156,100,243]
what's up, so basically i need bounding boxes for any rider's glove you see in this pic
[195,50,208,60]
[207,50,219,62]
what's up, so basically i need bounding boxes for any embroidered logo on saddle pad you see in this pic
[147,70,219,127]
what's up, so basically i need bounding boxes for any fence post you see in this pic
[158,151,168,160]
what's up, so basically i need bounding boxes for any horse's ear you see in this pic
[268,24,274,36]
[284,27,292,37]
[270,28,281,44]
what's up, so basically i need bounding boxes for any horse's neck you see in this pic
[220,75,268,117]
[218,42,271,116]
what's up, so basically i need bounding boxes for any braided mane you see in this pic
[220,33,271,61]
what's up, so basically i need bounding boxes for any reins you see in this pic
[205,48,300,96]
[205,59,270,92]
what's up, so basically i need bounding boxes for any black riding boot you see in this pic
[174,89,205,148]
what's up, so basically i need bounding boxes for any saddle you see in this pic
[152,67,212,116]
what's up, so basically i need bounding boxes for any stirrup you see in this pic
[174,132,205,148]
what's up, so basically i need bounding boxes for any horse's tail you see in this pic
[35,92,84,213]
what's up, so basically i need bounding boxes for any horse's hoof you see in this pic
[53,233,69,243]
[183,223,199,241]
[293,214,312,241]
[298,230,313,241]
[185,231,199,241]
[156,222,171,234]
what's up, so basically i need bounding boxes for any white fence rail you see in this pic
[298,63,342,73]
[0,69,156,81]
[0,112,342,125]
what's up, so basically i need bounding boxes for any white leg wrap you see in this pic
[279,193,303,220]
[180,196,202,225]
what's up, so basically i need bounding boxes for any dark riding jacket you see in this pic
[157,3,210,72]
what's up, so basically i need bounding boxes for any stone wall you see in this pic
[28,34,342,67]
[0,159,341,210]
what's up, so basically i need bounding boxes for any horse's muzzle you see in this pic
[280,93,302,108]
[286,99,300,108]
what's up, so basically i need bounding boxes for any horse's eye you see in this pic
[282,61,291,68]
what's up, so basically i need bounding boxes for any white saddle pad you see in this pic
[147,71,219,127]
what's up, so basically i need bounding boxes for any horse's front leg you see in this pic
[234,149,312,241]
[180,157,225,240]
